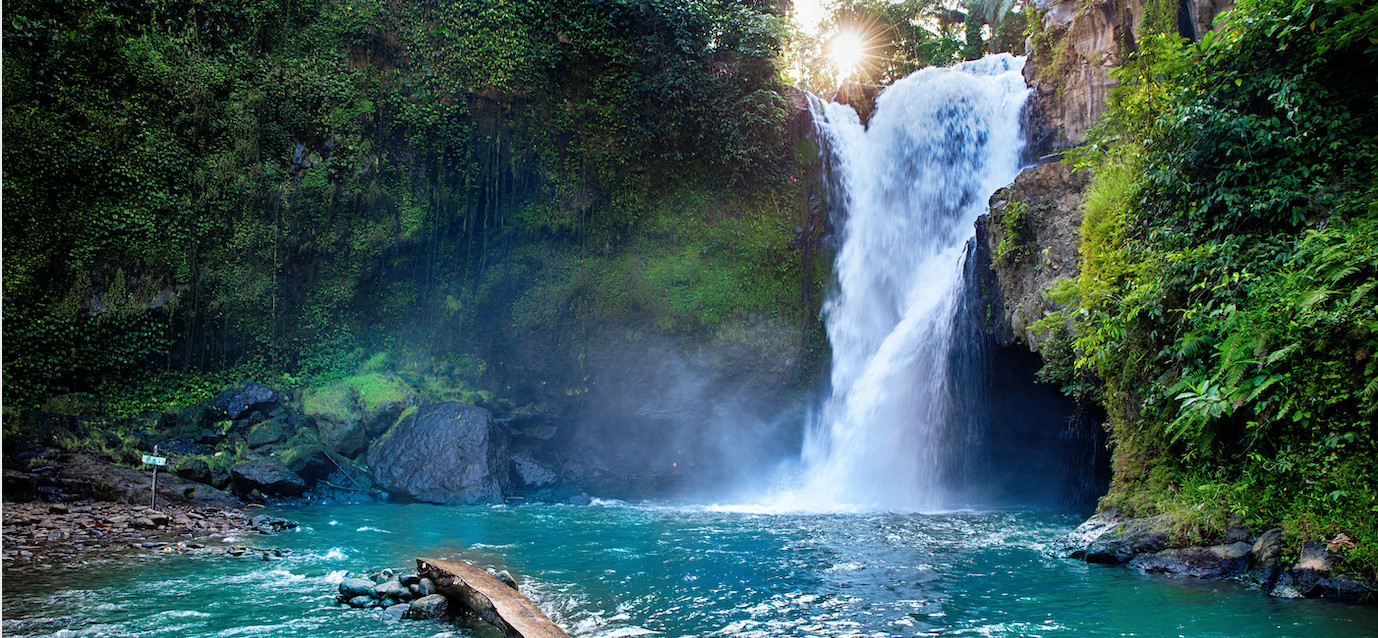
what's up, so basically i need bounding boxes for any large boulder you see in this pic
[270,437,335,487]
[231,458,306,497]
[1051,510,1169,564]
[404,594,449,620]
[247,421,289,448]
[1083,517,1169,564]
[367,402,509,504]
[174,456,231,489]
[211,383,280,420]
[303,374,416,458]
[1129,542,1252,579]
[511,452,558,489]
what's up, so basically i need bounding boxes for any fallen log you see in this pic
[417,557,569,638]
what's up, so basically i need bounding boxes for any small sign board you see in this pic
[142,454,168,467]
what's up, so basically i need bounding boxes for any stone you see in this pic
[54,461,239,507]
[416,577,436,597]
[1130,542,1252,579]
[347,595,374,608]
[304,374,417,458]
[1247,527,1285,588]
[831,82,882,126]
[373,579,410,602]
[367,402,510,505]
[511,453,558,489]
[1287,542,1344,597]
[178,405,220,431]
[1183,0,1235,40]
[381,602,409,622]
[175,457,213,484]
[231,458,306,497]
[1048,511,1122,559]
[418,557,570,638]
[980,160,1091,349]
[492,569,519,590]
[340,577,376,598]
[273,443,333,487]
[403,594,449,620]
[315,417,369,459]
[1082,516,1169,564]
[399,571,421,586]
[247,422,289,448]
[4,471,37,502]
[211,383,280,420]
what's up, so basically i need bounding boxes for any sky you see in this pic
[794,0,829,34]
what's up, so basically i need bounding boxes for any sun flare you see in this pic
[831,32,866,79]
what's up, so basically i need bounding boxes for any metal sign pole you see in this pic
[151,444,159,509]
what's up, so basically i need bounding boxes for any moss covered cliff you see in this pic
[2,0,830,422]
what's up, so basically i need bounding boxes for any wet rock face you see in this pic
[1130,542,1252,578]
[1024,0,1234,154]
[1053,514,1376,602]
[367,402,510,505]
[211,383,280,420]
[1182,0,1235,41]
[231,458,307,497]
[511,452,558,489]
[317,418,369,458]
[1023,0,1131,153]
[832,82,883,126]
[979,160,1090,349]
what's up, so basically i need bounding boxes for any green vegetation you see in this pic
[2,0,827,412]
[1038,0,1378,570]
[994,199,1034,265]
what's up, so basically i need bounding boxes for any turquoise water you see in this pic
[4,503,1376,637]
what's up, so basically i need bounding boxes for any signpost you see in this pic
[143,446,168,508]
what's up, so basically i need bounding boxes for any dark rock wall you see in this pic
[979,160,1090,350]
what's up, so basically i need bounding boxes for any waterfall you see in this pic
[799,54,1030,511]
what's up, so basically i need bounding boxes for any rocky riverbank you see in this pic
[1,500,297,575]
[1052,511,1376,603]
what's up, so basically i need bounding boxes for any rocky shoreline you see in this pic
[1053,511,1376,603]
[1,499,297,575]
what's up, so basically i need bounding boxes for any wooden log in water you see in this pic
[417,557,569,638]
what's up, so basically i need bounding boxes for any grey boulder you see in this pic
[230,458,306,497]
[403,594,450,620]
[367,402,509,505]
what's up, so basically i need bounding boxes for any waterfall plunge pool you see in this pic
[4,502,1376,637]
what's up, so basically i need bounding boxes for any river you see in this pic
[4,502,1375,637]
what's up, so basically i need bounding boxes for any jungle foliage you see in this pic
[1041,0,1378,569]
[3,0,828,411]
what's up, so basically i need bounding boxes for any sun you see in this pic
[831,32,867,79]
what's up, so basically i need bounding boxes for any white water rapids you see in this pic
[795,54,1031,511]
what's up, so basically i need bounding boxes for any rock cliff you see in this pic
[986,0,1233,347]
[979,160,1090,348]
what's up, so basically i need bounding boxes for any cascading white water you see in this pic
[799,54,1030,511]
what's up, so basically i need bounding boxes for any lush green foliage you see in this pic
[1044,0,1378,569]
[3,0,824,410]
[994,199,1035,265]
